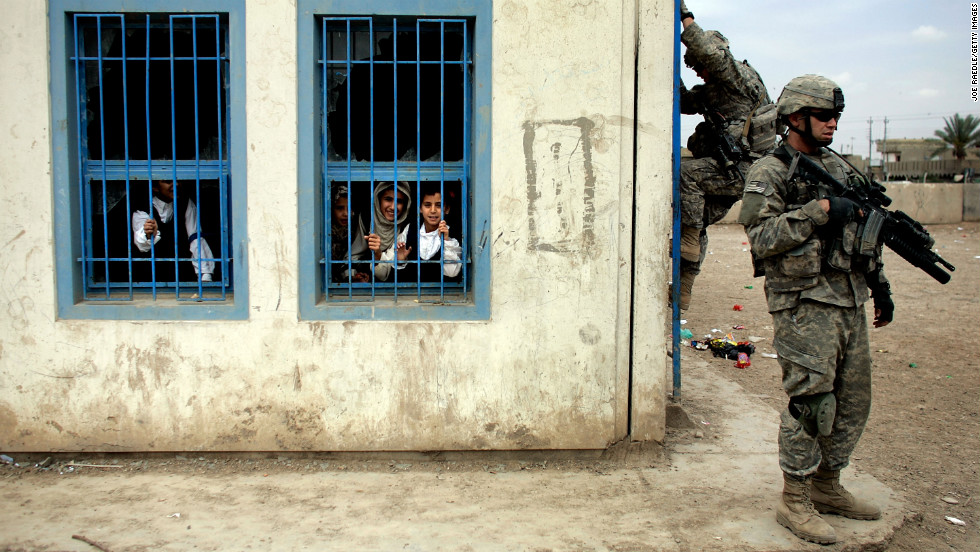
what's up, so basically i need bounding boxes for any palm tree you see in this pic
[932,113,980,160]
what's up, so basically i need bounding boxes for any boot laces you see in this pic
[800,480,818,513]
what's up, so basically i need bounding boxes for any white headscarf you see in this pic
[361,181,411,252]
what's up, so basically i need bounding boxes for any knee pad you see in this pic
[788,392,836,438]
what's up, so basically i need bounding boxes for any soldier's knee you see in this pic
[788,392,836,438]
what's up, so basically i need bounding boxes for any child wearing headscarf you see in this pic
[350,181,413,281]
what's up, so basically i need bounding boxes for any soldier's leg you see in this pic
[810,306,880,520]
[678,158,726,310]
[772,302,847,543]
[698,159,751,199]
[701,159,752,226]
[679,157,718,230]
[679,159,709,262]
[772,301,844,477]
[820,306,872,469]
[677,225,709,311]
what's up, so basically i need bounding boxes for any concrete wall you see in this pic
[963,182,980,221]
[0,1,674,451]
[883,182,964,224]
[721,182,974,225]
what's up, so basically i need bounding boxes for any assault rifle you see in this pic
[704,111,746,181]
[783,149,956,284]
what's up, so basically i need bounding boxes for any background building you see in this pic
[876,138,979,182]
[0,0,675,452]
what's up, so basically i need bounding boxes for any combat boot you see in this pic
[678,271,695,312]
[777,473,837,545]
[679,225,701,262]
[811,467,882,520]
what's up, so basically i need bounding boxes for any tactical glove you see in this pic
[871,287,894,325]
[826,196,861,225]
[867,272,893,325]
[680,0,693,19]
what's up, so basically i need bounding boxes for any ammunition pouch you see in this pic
[762,237,822,293]
[826,221,879,274]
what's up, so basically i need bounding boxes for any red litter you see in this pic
[733,304,743,311]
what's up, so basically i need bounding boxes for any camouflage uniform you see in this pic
[680,22,770,276]
[738,143,889,477]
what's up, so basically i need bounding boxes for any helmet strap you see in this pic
[787,112,830,148]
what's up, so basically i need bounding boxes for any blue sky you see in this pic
[679,1,979,161]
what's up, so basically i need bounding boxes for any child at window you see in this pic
[131,179,214,283]
[414,183,462,280]
[350,181,412,281]
[331,185,369,283]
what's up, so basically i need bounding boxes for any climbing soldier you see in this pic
[677,0,777,310]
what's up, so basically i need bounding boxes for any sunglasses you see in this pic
[808,109,843,122]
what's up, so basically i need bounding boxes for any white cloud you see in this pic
[917,88,941,98]
[831,72,853,86]
[911,25,946,41]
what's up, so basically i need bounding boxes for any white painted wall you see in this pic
[0,0,674,452]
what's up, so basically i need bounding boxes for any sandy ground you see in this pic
[683,222,979,552]
[0,223,976,552]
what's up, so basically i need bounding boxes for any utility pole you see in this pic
[867,117,873,174]
[883,117,889,182]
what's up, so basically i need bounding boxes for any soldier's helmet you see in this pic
[776,74,845,116]
[683,30,729,72]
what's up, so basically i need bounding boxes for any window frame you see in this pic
[50,0,248,320]
[297,0,492,321]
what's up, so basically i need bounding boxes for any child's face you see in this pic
[379,189,407,222]
[152,180,176,202]
[420,193,445,232]
[332,197,349,227]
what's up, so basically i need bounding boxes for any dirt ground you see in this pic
[683,221,979,552]
[0,224,976,552]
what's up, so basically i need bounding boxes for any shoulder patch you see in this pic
[744,181,769,194]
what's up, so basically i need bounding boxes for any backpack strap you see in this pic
[739,62,769,141]
[772,144,805,183]
[741,97,763,142]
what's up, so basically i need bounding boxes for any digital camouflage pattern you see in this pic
[680,23,769,143]
[773,302,872,476]
[679,156,752,228]
[776,74,844,117]
[679,21,771,274]
[739,144,889,477]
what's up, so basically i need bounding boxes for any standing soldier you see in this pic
[677,1,776,310]
[738,75,894,545]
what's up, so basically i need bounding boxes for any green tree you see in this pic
[932,113,980,160]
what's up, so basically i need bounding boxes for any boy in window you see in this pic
[414,183,462,280]
[131,180,214,283]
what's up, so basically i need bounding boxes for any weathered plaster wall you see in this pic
[631,0,675,441]
[0,0,673,452]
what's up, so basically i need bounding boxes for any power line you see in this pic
[849,112,965,122]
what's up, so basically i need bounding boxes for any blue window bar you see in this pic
[319,16,471,303]
[71,13,232,301]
